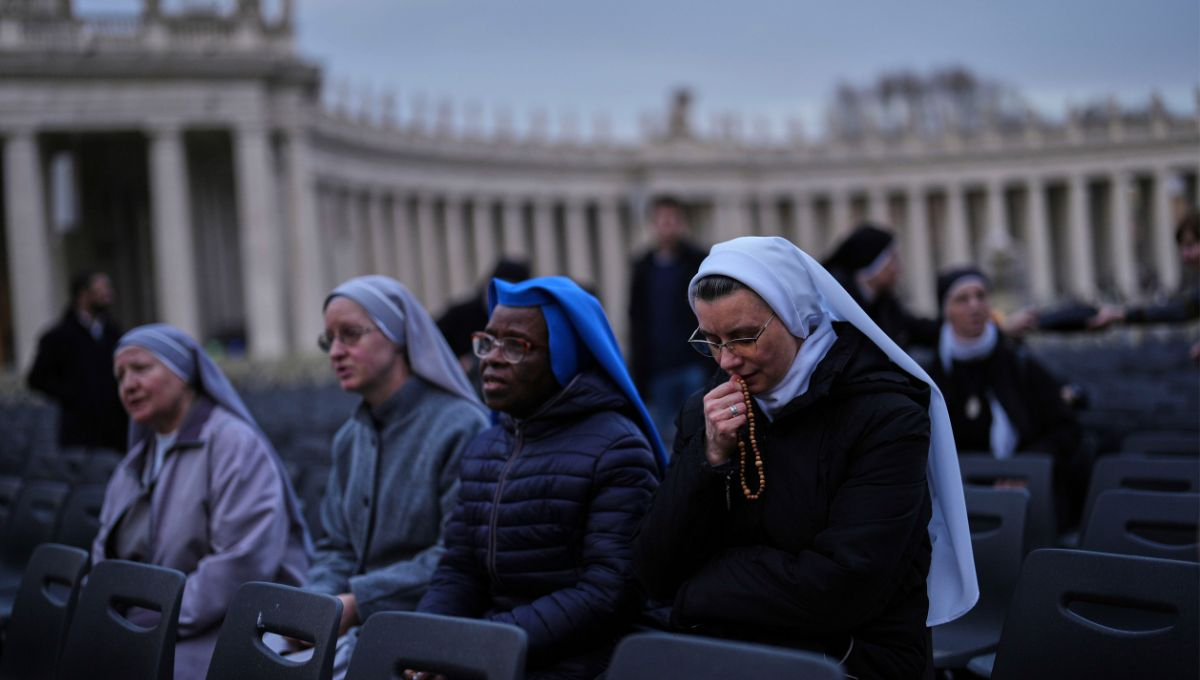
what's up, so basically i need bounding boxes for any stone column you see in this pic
[501,196,527,258]
[390,192,420,291]
[790,192,817,253]
[984,179,1011,254]
[443,195,472,299]
[714,193,744,242]
[564,197,593,284]
[281,129,325,348]
[868,186,888,224]
[415,192,444,311]
[1108,171,1139,300]
[1153,167,1182,292]
[904,185,936,314]
[233,125,288,358]
[3,129,55,370]
[367,191,391,275]
[532,197,558,277]
[147,126,201,339]
[1025,178,1055,304]
[1066,173,1097,299]
[830,188,852,242]
[597,197,629,345]
[471,197,497,281]
[944,183,971,266]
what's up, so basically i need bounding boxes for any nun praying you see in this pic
[633,237,977,680]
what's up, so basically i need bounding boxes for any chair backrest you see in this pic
[1081,490,1199,561]
[205,582,343,680]
[344,611,527,680]
[2,480,70,567]
[54,484,108,550]
[958,454,1054,551]
[57,559,186,680]
[1120,430,1199,457]
[991,548,1199,680]
[606,632,844,680]
[0,475,20,533]
[950,486,1029,632]
[0,543,89,680]
[1082,456,1199,523]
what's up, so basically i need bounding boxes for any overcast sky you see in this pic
[82,0,1200,137]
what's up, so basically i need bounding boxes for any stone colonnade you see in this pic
[3,123,1196,368]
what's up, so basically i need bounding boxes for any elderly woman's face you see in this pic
[324,297,405,405]
[114,346,191,433]
[479,305,559,418]
[945,281,991,339]
[693,288,802,395]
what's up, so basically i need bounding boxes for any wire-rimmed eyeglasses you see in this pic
[471,331,544,364]
[317,325,378,353]
[687,313,775,359]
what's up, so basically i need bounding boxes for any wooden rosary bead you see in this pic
[736,377,766,501]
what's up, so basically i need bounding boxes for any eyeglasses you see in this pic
[687,313,775,359]
[317,325,377,353]
[471,332,543,364]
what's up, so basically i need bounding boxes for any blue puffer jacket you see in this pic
[419,370,660,679]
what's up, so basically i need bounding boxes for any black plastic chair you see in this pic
[932,486,1029,670]
[605,632,843,680]
[1,480,70,567]
[1081,490,1199,561]
[958,454,1054,551]
[991,548,1198,680]
[344,611,527,680]
[206,582,342,680]
[1082,456,1199,523]
[1120,430,1199,457]
[0,543,89,680]
[57,559,186,680]
[0,475,20,530]
[0,480,70,596]
[53,483,108,550]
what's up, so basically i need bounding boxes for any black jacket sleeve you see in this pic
[668,398,932,635]
[632,394,733,599]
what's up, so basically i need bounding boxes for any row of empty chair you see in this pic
[0,545,845,680]
[933,464,1198,677]
[2,539,1194,680]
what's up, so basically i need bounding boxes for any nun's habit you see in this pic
[931,267,1086,528]
[825,223,940,348]
[634,237,976,680]
[419,277,661,680]
[93,324,310,680]
[306,276,490,678]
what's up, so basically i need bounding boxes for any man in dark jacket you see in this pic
[418,276,662,680]
[628,196,710,441]
[27,270,127,450]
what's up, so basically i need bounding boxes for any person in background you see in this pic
[416,276,662,680]
[94,324,310,680]
[629,195,711,443]
[306,275,489,679]
[1087,210,1200,357]
[634,237,976,680]
[436,258,531,382]
[929,267,1089,529]
[824,224,940,350]
[28,270,127,451]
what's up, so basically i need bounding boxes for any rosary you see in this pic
[735,376,766,501]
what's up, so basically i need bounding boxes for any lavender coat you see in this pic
[92,397,309,680]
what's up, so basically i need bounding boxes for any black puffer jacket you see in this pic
[419,370,660,679]
[634,323,934,680]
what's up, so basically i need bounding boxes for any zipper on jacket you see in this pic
[487,425,523,582]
